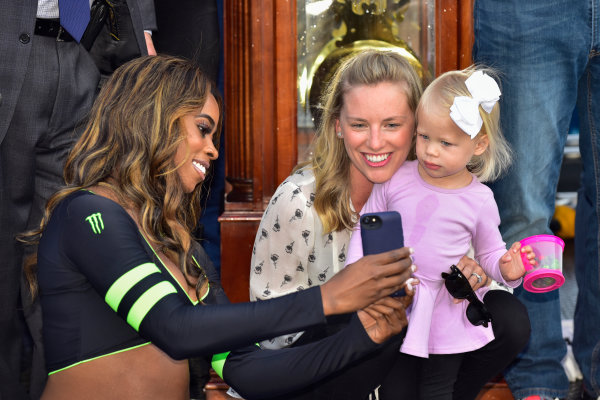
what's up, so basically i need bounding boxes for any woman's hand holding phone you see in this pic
[361,211,415,297]
[320,247,414,316]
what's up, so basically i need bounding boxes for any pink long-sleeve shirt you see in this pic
[346,160,522,357]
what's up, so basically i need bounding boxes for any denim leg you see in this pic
[573,33,600,397]
[473,0,592,397]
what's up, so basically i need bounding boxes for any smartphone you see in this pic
[360,211,406,297]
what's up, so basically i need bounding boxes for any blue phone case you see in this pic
[360,211,406,297]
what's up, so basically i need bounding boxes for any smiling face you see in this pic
[335,81,415,190]
[174,94,220,193]
[415,99,488,189]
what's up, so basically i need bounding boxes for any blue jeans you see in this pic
[473,0,600,398]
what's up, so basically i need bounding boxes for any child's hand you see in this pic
[500,242,534,281]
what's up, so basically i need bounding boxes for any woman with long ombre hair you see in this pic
[20,54,415,400]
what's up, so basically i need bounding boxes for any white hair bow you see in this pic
[449,71,501,138]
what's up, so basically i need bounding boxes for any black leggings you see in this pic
[379,290,531,400]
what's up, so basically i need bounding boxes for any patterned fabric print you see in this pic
[250,167,351,349]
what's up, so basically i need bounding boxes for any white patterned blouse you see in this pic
[249,166,352,349]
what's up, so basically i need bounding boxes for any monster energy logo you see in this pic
[85,213,104,234]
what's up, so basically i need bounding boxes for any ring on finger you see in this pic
[470,272,483,284]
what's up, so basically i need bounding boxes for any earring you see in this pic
[336,131,342,138]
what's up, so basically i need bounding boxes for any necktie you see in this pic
[58,0,91,42]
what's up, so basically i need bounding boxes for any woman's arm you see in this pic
[221,315,379,399]
[61,194,412,360]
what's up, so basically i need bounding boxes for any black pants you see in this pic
[379,290,531,400]
[269,314,406,400]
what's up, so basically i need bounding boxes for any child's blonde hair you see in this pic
[416,66,512,182]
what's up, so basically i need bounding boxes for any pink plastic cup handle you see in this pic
[519,234,565,271]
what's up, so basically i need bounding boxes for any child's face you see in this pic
[336,81,415,187]
[415,101,488,189]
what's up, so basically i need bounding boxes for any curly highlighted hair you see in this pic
[21,55,223,298]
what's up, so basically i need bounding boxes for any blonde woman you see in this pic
[250,50,491,398]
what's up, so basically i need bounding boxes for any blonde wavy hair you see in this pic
[297,49,423,233]
[416,66,511,182]
[21,55,223,297]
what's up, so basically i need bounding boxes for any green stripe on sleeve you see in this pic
[105,263,160,312]
[127,281,177,331]
[211,351,231,379]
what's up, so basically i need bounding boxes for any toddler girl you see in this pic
[346,66,534,399]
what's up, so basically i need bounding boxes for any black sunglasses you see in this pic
[441,265,492,327]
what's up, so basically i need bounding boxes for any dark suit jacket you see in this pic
[0,0,156,144]
[0,2,155,399]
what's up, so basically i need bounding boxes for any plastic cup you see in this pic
[519,234,565,293]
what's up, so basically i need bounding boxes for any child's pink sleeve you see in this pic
[473,195,522,287]
[344,182,389,267]
[345,222,363,267]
